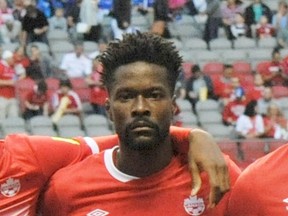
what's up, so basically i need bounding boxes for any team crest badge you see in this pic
[1,178,21,197]
[183,195,205,215]
[87,209,109,216]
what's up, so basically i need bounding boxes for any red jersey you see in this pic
[52,90,82,110]
[89,71,107,105]
[256,24,275,38]
[213,76,234,99]
[0,127,191,216]
[227,143,288,215]
[246,85,265,102]
[0,60,16,99]
[25,90,49,107]
[42,148,240,216]
[222,99,247,124]
[260,61,288,86]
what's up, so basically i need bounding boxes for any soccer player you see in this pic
[41,32,241,215]
[227,143,288,215]
[1,127,230,215]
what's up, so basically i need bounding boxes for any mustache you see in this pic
[128,117,158,130]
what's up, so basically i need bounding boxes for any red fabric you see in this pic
[168,0,186,9]
[222,99,247,124]
[256,24,275,38]
[213,76,234,99]
[0,61,16,98]
[246,86,265,102]
[89,71,107,105]
[25,90,48,107]
[13,53,30,68]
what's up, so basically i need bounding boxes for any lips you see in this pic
[129,120,155,131]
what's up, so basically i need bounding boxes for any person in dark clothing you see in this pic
[244,0,272,38]
[111,0,132,40]
[152,0,171,38]
[21,5,49,45]
[185,64,215,113]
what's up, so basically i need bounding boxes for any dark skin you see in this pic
[106,61,229,206]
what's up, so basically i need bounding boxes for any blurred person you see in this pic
[230,12,247,39]
[12,0,26,21]
[40,32,240,216]
[65,0,81,42]
[27,44,53,80]
[0,0,14,25]
[21,5,49,45]
[110,0,133,40]
[257,86,279,115]
[0,50,19,119]
[264,103,288,139]
[48,7,67,31]
[222,86,247,126]
[235,100,265,139]
[203,0,222,43]
[23,79,49,119]
[51,78,82,124]
[85,56,107,116]
[13,45,30,77]
[256,15,275,39]
[185,64,215,113]
[88,39,107,59]
[79,0,103,42]
[244,0,272,38]
[272,0,288,31]
[246,73,265,102]
[221,0,244,40]
[59,41,92,78]
[260,49,288,86]
[151,0,171,38]
[0,16,21,43]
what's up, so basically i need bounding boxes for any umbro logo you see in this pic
[87,209,109,216]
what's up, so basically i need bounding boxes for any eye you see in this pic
[149,91,163,99]
[118,92,134,102]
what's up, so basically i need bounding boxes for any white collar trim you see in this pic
[104,147,139,183]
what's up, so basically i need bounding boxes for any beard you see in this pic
[118,117,170,151]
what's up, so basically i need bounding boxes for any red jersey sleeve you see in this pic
[170,126,191,153]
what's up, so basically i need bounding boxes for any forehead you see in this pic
[111,61,169,92]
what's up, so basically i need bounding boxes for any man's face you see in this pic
[75,45,84,57]
[106,61,176,151]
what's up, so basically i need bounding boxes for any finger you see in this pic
[219,164,230,194]
[189,159,202,196]
[206,164,218,208]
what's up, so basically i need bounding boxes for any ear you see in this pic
[171,95,178,116]
[105,99,113,122]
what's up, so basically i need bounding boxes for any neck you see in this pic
[115,138,174,177]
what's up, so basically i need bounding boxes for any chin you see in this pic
[125,135,161,151]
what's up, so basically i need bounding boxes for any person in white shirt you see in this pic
[59,41,92,78]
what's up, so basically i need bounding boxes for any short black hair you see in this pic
[37,79,47,93]
[100,32,182,95]
[191,64,201,73]
[59,78,72,89]
[244,100,258,117]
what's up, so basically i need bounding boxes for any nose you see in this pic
[131,95,151,117]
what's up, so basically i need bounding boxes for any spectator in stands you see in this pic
[0,50,19,119]
[235,100,265,139]
[0,16,21,43]
[27,44,53,80]
[222,86,247,126]
[230,12,247,39]
[49,7,67,31]
[246,73,265,102]
[0,0,14,25]
[12,0,26,22]
[110,0,133,40]
[257,86,278,115]
[13,46,30,78]
[80,0,103,42]
[213,64,235,105]
[244,0,272,38]
[85,56,107,116]
[185,64,215,113]
[203,0,222,43]
[221,0,244,40]
[151,0,171,38]
[23,79,49,120]
[65,0,81,42]
[59,41,92,78]
[272,0,288,32]
[264,103,288,139]
[88,39,107,59]
[256,15,275,39]
[51,78,82,124]
[260,49,288,86]
[21,5,49,45]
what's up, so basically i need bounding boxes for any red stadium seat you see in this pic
[233,61,252,74]
[256,61,270,75]
[237,74,254,89]
[15,78,35,113]
[70,77,90,103]
[272,85,288,98]
[203,62,224,75]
